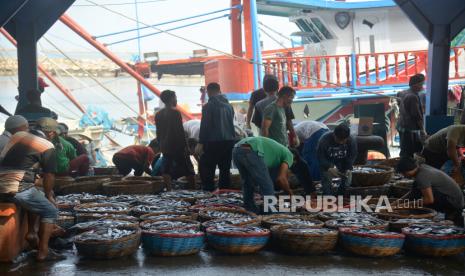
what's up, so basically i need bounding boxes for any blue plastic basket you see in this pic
[141,231,205,256]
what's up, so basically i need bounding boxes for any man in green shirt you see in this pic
[261,86,296,146]
[233,136,294,213]
[36,118,77,175]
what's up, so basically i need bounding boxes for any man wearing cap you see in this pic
[0,115,29,153]
[0,124,60,260]
[35,118,78,176]
[397,74,426,158]
[397,157,464,226]
[57,123,90,176]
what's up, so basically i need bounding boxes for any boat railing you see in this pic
[262,46,465,90]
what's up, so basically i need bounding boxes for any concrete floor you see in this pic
[2,248,464,276]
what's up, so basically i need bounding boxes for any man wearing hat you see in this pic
[35,118,78,176]
[0,115,29,153]
[397,74,426,158]
[0,121,60,261]
[57,123,90,176]
[397,157,464,226]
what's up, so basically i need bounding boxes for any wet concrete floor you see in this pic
[1,248,465,276]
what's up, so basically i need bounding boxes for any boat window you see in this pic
[293,16,336,44]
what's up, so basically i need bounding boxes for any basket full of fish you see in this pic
[402,224,465,256]
[58,177,111,195]
[376,207,437,221]
[102,180,154,195]
[130,202,190,217]
[261,214,323,229]
[351,165,394,187]
[161,190,213,204]
[201,217,260,231]
[325,217,389,230]
[206,225,270,254]
[339,228,405,257]
[139,211,198,221]
[74,226,141,259]
[389,218,454,232]
[140,219,204,256]
[198,207,257,222]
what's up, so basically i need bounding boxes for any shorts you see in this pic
[14,187,58,224]
[161,151,195,177]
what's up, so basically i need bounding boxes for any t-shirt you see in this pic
[115,145,156,166]
[155,107,187,155]
[55,137,77,174]
[295,121,329,142]
[425,125,465,154]
[0,131,57,191]
[236,136,293,169]
[262,102,288,146]
[415,164,465,209]
[183,119,201,140]
[252,95,295,128]
[249,88,267,107]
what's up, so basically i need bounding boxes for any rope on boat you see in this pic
[83,0,399,100]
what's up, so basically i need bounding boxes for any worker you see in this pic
[261,86,296,146]
[0,129,61,261]
[112,139,159,177]
[317,123,357,195]
[295,120,330,181]
[233,136,294,213]
[198,82,236,191]
[16,89,58,125]
[397,157,465,226]
[155,90,195,190]
[57,123,90,176]
[246,74,275,130]
[397,74,426,158]
[0,115,29,153]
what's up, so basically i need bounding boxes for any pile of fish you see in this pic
[402,224,465,236]
[75,203,129,214]
[70,219,137,233]
[281,227,336,235]
[195,196,243,206]
[345,228,399,235]
[208,225,267,234]
[161,190,212,200]
[75,228,136,242]
[141,220,199,232]
[76,213,138,222]
[325,217,387,229]
[79,194,108,203]
[265,217,321,227]
[353,167,388,174]
[202,209,253,220]
[141,212,193,221]
[319,212,374,221]
[108,195,139,203]
[131,205,188,215]
[202,218,254,229]
[149,228,202,235]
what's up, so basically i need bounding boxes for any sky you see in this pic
[0,0,299,60]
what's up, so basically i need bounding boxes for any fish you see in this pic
[208,225,267,233]
[319,212,374,220]
[161,190,212,199]
[326,218,386,228]
[131,205,188,214]
[349,228,398,235]
[75,228,136,242]
[352,167,388,174]
[403,224,465,236]
[75,203,129,213]
[70,219,136,233]
[150,228,202,235]
[266,217,320,226]
[141,213,192,220]
[196,197,244,206]
[204,210,253,220]
[282,227,335,235]
[141,220,199,231]
[202,218,253,229]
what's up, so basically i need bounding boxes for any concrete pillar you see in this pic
[15,21,38,113]
[425,24,451,116]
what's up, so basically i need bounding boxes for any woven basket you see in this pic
[402,228,465,256]
[325,218,389,230]
[57,215,75,229]
[75,176,115,183]
[139,212,198,221]
[74,203,129,215]
[389,219,454,233]
[125,177,167,194]
[58,180,109,195]
[378,158,400,168]
[271,225,338,255]
[198,207,257,222]
[54,176,75,194]
[261,214,323,229]
[75,213,138,224]
[141,230,204,256]
[352,165,394,187]
[102,180,153,195]
[139,219,200,231]
[345,185,390,197]
[74,227,141,259]
[201,218,261,231]
[92,166,119,176]
[376,207,437,221]
[339,227,405,257]
[389,180,413,198]
[206,226,270,254]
